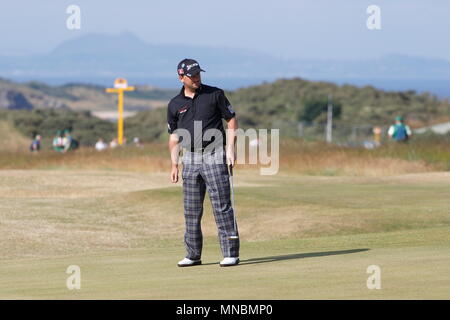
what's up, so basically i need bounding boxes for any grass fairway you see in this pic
[0,169,449,299]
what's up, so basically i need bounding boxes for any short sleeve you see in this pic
[216,90,236,120]
[406,125,412,136]
[388,125,395,136]
[167,105,178,134]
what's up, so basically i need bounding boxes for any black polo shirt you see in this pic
[167,84,236,151]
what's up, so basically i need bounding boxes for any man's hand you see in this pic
[226,147,236,168]
[226,117,238,168]
[171,164,179,183]
[168,134,180,183]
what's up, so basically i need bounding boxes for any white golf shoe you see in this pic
[219,257,240,267]
[177,258,202,267]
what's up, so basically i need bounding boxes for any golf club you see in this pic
[228,164,239,240]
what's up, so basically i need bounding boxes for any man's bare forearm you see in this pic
[226,117,238,151]
[168,134,180,166]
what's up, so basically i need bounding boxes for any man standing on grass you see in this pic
[167,58,240,267]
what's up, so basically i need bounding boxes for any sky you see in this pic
[1,0,449,61]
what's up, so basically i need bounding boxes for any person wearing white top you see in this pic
[95,138,107,151]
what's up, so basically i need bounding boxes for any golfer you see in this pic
[167,58,240,267]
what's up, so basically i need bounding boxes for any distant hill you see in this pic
[227,78,450,128]
[124,77,450,141]
[1,77,450,148]
[0,88,33,110]
[1,32,450,96]
[0,78,176,113]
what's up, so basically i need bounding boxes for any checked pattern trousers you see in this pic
[181,148,239,260]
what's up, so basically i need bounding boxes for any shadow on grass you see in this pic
[239,248,370,266]
[202,248,370,266]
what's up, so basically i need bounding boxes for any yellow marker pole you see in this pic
[105,83,135,146]
[118,90,124,145]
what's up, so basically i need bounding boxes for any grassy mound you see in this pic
[0,120,30,152]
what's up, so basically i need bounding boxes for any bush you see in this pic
[0,109,115,147]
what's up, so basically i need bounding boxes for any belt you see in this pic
[190,147,206,153]
[188,146,225,154]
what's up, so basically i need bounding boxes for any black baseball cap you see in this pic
[177,58,205,77]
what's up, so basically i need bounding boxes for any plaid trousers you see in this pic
[181,147,239,260]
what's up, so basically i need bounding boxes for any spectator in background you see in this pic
[61,129,79,152]
[109,138,118,148]
[53,130,64,152]
[95,138,107,151]
[62,129,73,153]
[29,134,41,152]
[372,126,382,146]
[133,137,143,147]
[388,116,412,143]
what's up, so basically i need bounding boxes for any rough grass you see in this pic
[0,138,445,177]
[279,139,441,176]
[0,121,30,152]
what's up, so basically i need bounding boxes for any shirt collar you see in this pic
[180,85,203,99]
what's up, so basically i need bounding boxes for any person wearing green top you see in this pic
[62,129,79,152]
[53,130,64,152]
[388,116,412,142]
